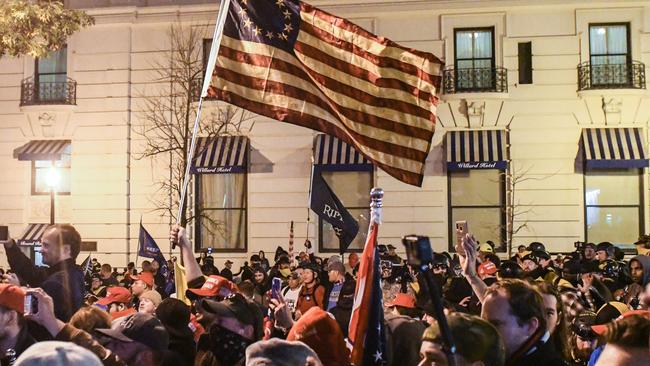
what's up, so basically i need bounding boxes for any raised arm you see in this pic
[2,237,48,287]
[170,225,203,283]
[459,233,489,303]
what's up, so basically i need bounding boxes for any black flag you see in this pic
[309,171,359,254]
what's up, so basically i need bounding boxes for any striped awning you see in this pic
[17,224,49,245]
[191,136,248,174]
[582,128,649,169]
[313,134,372,171]
[13,140,71,161]
[446,130,507,170]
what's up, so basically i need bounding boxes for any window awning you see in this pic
[17,223,49,245]
[446,130,507,170]
[313,134,372,171]
[191,136,248,174]
[582,128,649,169]
[13,140,71,161]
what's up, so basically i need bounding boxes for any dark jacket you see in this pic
[0,325,37,363]
[508,331,567,366]
[220,267,234,281]
[6,244,84,322]
[323,273,356,337]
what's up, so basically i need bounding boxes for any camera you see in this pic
[23,293,38,315]
[207,247,213,255]
[402,235,434,267]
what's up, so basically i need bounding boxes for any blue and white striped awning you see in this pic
[17,223,49,245]
[313,134,372,171]
[191,136,249,174]
[446,130,507,170]
[13,140,70,161]
[582,128,649,169]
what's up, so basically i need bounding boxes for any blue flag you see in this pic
[309,170,359,254]
[138,223,174,296]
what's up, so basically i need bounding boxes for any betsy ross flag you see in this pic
[348,220,387,365]
[138,223,175,296]
[207,0,443,186]
[310,171,359,254]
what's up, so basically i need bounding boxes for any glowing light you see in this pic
[45,167,60,190]
[596,28,606,35]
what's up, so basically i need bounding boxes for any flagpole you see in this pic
[305,155,315,245]
[173,0,232,249]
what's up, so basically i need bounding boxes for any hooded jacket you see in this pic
[630,255,650,286]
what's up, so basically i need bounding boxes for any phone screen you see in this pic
[271,277,281,299]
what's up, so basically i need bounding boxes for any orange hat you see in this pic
[0,284,25,314]
[478,261,498,277]
[287,307,351,366]
[187,275,237,298]
[591,309,650,335]
[96,286,132,306]
[131,272,155,288]
[386,293,417,309]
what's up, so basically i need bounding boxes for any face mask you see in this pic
[279,268,292,277]
[208,325,251,365]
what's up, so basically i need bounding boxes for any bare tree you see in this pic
[134,23,254,228]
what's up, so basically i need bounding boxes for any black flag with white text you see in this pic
[309,171,359,254]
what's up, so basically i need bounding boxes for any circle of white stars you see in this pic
[237,0,294,42]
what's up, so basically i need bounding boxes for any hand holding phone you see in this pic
[271,277,282,300]
[455,221,468,256]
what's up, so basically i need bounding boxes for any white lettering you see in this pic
[323,204,344,222]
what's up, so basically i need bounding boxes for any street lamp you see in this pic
[45,164,60,225]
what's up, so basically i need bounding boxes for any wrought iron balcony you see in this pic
[442,66,508,94]
[20,77,76,106]
[577,61,646,91]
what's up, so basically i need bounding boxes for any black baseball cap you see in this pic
[96,313,169,351]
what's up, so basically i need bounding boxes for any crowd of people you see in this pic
[0,223,649,365]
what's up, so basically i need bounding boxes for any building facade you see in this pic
[1,0,649,268]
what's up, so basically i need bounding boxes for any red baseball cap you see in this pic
[386,293,417,309]
[187,275,237,298]
[0,284,25,314]
[131,272,154,288]
[96,286,132,306]
[478,261,498,277]
[591,309,650,335]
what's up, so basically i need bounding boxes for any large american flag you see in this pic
[207,0,443,186]
[348,221,387,365]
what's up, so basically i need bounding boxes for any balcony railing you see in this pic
[577,61,646,91]
[20,77,77,106]
[442,66,508,94]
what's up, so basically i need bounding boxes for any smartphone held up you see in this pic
[455,220,468,256]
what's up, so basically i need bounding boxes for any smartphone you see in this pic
[207,247,213,255]
[0,226,8,241]
[271,277,282,300]
[455,221,468,256]
[24,293,38,315]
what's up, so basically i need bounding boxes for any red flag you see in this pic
[207,0,443,186]
[348,221,386,365]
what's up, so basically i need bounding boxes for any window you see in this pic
[318,170,372,252]
[32,145,71,195]
[585,169,641,244]
[454,28,495,90]
[448,169,505,251]
[196,173,247,251]
[518,42,533,85]
[35,46,67,102]
[589,23,630,86]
